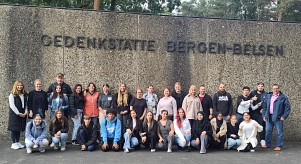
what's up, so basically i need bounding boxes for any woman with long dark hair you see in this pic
[8,80,27,150]
[70,84,84,145]
[83,82,100,126]
[174,108,191,152]
[48,84,69,119]
[141,111,158,152]
[123,110,142,153]
[210,112,227,151]
[157,110,174,153]
[49,109,69,151]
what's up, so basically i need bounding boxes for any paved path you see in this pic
[0,142,300,164]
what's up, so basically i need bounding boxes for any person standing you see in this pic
[8,80,28,150]
[198,85,213,120]
[156,88,177,121]
[248,82,268,147]
[171,82,186,110]
[143,85,158,116]
[212,83,233,121]
[28,79,48,120]
[83,82,100,127]
[130,88,147,121]
[98,84,113,135]
[47,73,72,117]
[262,84,290,151]
[48,84,69,119]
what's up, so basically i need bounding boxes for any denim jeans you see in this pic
[227,138,241,149]
[25,138,49,151]
[175,133,191,147]
[123,132,139,149]
[71,109,83,140]
[79,129,95,151]
[223,116,229,122]
[265,115,284,148]
[91,117,99,128]
[191,135,208,153]
[236,113,243,125]
[52,133,68,147]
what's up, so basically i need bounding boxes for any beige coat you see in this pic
[237,119,263,151]
[182,94,203,120]
[210,118,227,149]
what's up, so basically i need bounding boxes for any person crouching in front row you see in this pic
[210,112,227,151]
[157,110,174,153]
[141,111,158,152]
[101,108,121,152]
[77,114,97,151]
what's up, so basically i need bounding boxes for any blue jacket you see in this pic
[48,94,69,112]
[262,92,290,121]
[101,116,121,144]
[25,120,48,142]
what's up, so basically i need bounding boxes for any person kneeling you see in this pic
[237,112,263,152]
[157,110,174,153]
[174,108,191,152]
[77,114,97,151]
[101,108,121,152]
[25,114,48,154]
[123,110,142,153]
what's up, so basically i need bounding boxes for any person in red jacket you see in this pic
[83,82,100,127]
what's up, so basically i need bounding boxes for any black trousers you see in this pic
[210,135,226,150]
[142,132,157,149]
[101,138,120,152]
[251,113,265,141]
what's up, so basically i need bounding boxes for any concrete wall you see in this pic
[0,4,300,141]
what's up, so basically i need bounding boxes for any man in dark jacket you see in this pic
[212,83,233,121]
[47,73,72,118]
[262,84,290,151]
[171,82,186,110]
[28,79,48,119]
[77,114,98,151]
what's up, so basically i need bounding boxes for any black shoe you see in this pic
[184,146,190,152]
[72,140,80,145]
[178,145,184,151]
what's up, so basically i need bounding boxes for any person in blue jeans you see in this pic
[173,108,191,152]
[123,110,142,153]
[69,84,84,145]
[77,114,97,151]
[25,114,48,153]
[49,109,69,151]
[262,84,290,151]
[48,84,69,119]
[227,114,241,150]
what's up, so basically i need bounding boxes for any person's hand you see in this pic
[254,124,258,128]
[18,113,23,117]
[159,137,164,143]
[263,117,266,122]
[142,136,147,143]
[215,133,219,138]
[56,131,61,135]
[81,144,86,150]
[280,117,285,121]
[239,126,244,132]
[140,132,146,137]
[34,141,39,145]
[195,138,200,145]
[260,109,262,113]
[29,111,33,117]
[186,129,191,134]
[155,118,158,121]
[75,114,78,119]
[55,134,60,138]
[217,139,221,143]
[201,131,206,136]
[226,115,230,120]
[209,115,213,120]
[63,93,67,96]
[169,131,174,136]
[257,102,262,107]
[231,134,236,138]
[182,140,186,146]
[44,112,47,118]
[127,129,132,135]
[252,95,257,101]
[113,144,119,150]
[102,143,108,150]
[102,111,106,116]
[139,116,144,121]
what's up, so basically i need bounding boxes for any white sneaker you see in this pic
[124,148,129,153]
[260,140,266,146]
[50,143,54,147]
[151,149,156,152]
[40,149,45,153]
[17,142,25,149]
[250,149,255,153]
[167,148,172,153]
[27,149,32,154]
[54,146,59,150]
[11,143,19,150]
[59,142,61,147]
[200,151,206,154]
[33,144,38,149]
[61,147,66,151]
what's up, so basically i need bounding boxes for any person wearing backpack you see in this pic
[100,108,121,152]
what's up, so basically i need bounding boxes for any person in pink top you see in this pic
[156,88,177,121]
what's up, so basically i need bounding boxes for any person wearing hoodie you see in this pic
[212,83,233,122]
[171,82,186,110]
[174,108,191,152]
[25,114,48,154]
[191,111,212,154]
[101,108,121,152]
[77,114,98,151]
[248,82,268,147]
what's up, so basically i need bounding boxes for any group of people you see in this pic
[8,73,291,154]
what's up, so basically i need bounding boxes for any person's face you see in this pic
[242,89,250,96]
[217,114,223,120]
[175,84,181,93]
[107,113,115,121]
[56,77,64,84]
[120,84,126,92]
[35,80,42,91]
[164,89,170,97]
[17,82,23,91]
[243,113,250,121]
[84,118,91,126]
[219,84,225,92]
[199,86,206,95]
[103,86,109,93]
[257,84,264,92]
[230,116,237,124]
[272,85,280,95]
[34,116,42,125]
[88,84,95,92]
[146,112,153,121]
[191,88,196,96]
[161,111,168,120]
[197,113,203,120]
[56,86,62,93]
[56,111,62,119]
[179,109,184,118]
[148,86,154,93]
[136,90,143,98]
[75,86,82,94]
[131,111,137,118]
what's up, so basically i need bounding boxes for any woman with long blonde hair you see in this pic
[8,80,28,150]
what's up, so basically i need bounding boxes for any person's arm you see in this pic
[199,99,203,112]
[69,94,77,117]
[114,120,122,144]
[36,121,48,141]
[157,124,163,140]
[219,121,227,136]
[208,95,214,118]
[191,121,198,140]
[66,84,73,97]
[86,125,98,146]
[48,95,52,110]
[127,94,133,113]
[49,121,55,136]
[226,123,231,138]
[169,121,175,135]
[212,93,217,113]
[62,96,69,111]
[255,121,263,132]
[156,100,161,120]
[262,96,268,119]
[228,94,233,116]
[173,119,185,141]
[141,100,147,119]
[282,96,291,119]
[27,91,33,112]
[98,94,104,113]
[76,125,84,145]
[172,98,177,119]
[181,96,187,113]
[101,120,108,144]
[25,122,35,142]
[9,94,20,115]
[60,117,69,133]
[130,98,135,111]
[46,83,54,97]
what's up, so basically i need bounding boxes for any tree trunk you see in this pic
[110,0,116,11]
[94,0,100,10]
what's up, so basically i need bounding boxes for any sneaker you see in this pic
[184,146,190,152]
[274,147,281,151]
[33,144,38,149]
[50,143,55,147]
[17,142,25,149]
[260,140,266,146]
[40,149,45,153]
[151,149,156,152]
[250,149,255,152]
[27,149,32,154]
[200,151,206,154]
[61,147,66,151]
[124,148,129,153]
[72,140,80,146]
[11,143,19,150]
[54,146,59,150]
[167,148,172,153]
[59,142,61,147]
